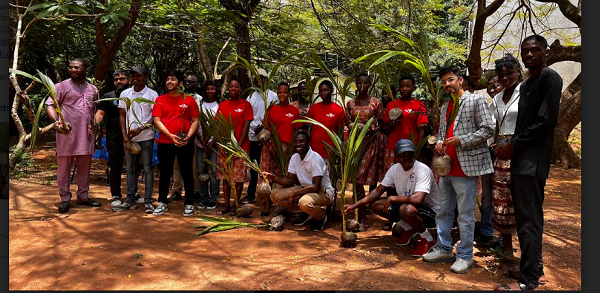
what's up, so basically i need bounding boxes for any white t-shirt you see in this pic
[248,89,278,141]
[193,93,203,106]
[380,160,440,214]
[195,100,220,148]
[118,86,158,142]
[489,83,520,136]
[287,148,335,201]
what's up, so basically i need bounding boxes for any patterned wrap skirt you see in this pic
[215,146,249,184]
[492,157,517,234]
[258,142,289,184]
[355,132,387,185]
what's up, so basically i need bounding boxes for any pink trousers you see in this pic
[57,155,92,202]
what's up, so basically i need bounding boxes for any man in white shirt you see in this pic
[115,66,158,213]
[345,139,439,256]
[241,68,279,204]
[265,131,335,231]
[169,74,203,203]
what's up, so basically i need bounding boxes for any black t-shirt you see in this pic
[97,90,123,146]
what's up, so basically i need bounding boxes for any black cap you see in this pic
[130,66,148,76]
[394,139,416,154]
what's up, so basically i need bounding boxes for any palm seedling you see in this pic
[9,69,71,153]
[353,24,438,127]
[94,94,155,154]
[293,115,374,247]
[193,215,268,236]
[230,51,304,196]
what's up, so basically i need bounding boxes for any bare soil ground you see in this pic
[9,138,581,290]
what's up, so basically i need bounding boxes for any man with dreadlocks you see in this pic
[493,35,562,291]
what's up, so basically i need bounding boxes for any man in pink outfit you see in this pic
[45,58,102,213]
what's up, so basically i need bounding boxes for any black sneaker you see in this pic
[58,201,70,213]
[292,212,312,226]
[205,202,217,210]
[168,191,182,202]
[310,215,328,231]
[240,196,256,204]
[113,198,137,212]
[476,235,497,247]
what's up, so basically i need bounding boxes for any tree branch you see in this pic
[546,39,581,66]
[534,0,580,27]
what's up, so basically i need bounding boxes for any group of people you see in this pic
[46,34,561,291]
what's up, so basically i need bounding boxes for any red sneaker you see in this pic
[410,237,436,256]
[395,228,418,246]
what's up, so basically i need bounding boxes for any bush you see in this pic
[10,146,37,178]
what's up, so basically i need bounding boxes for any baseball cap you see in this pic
[130,66,149,76]
[394,139,416,154]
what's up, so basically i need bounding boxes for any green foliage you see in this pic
[193,215,268,236]
[9,146,36,178]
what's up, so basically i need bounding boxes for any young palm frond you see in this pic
[9,69,67,153]
[193,215,268,236]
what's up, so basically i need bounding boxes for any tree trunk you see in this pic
[94,0,143,81]
[551,74,581,168]
[192,24,214,82]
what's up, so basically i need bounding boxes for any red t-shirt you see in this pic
[306,102,345,158]
[445,99,467,177]
[264,104,300,144]
[383,98,428,150]
[217,99,254,151]
[152,93,199,145]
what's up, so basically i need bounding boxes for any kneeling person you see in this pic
[344,139,440,256]
[265,131,335,231]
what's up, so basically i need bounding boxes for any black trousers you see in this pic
[158,143,195,205]
[510,174,546,287]
[107,142,125,198]
[246,141,263,198]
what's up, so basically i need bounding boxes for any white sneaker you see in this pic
[184,205,195,217]
[111,197,122,207]
[136,195,145,204]
[153,202,168,215]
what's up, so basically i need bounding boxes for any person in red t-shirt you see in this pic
[383,76,428,174]
[306,80,345,159]
[152,70,200,216]
[215,78,254,216]
[257,82,300,216]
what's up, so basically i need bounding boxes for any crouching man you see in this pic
[344,139,440,256]
[264,131,335,231]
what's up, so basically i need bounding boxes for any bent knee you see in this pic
[400,204,419,218]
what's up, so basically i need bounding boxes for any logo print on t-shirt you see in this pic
[235,108,243,113]
[326,113,335,118]
[285,113,294,117]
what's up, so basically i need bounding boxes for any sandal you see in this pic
[506,269,547,285]
[382,221,393,231]
[494,281,539,291]
[218,207,230,215]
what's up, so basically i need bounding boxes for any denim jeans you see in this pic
[196,146,220,204]
[435,175,478,260]
[479,173,495,237]
[125,138,154,201]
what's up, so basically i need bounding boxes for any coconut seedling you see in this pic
[193,215,268,236]
[9,69,72,152]
[294,115,374,248]
[431,78,460,177]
